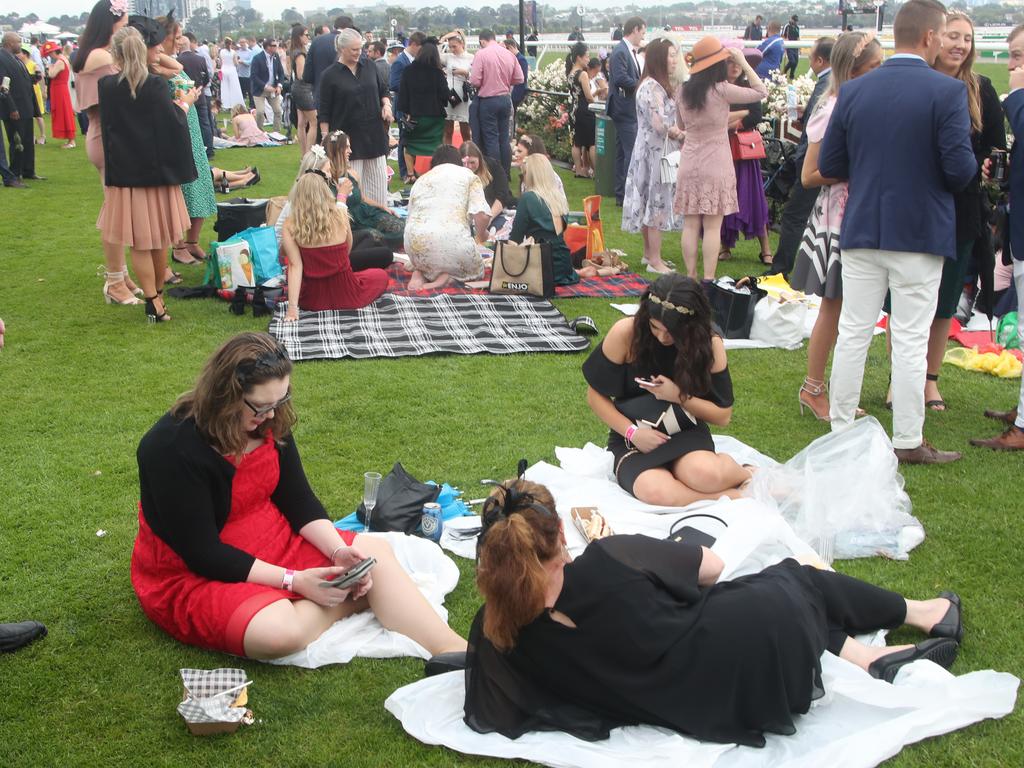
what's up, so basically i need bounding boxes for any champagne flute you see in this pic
[363,471,382,531]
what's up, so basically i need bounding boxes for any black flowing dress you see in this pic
[464,535,907,747]
[582,336,734,494]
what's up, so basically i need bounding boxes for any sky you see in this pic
[5,0,748,25]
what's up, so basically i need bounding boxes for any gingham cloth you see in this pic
[177,668,248,724]
[269,294,592,360]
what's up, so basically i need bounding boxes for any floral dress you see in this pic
[169,71,216,219]
[789,96,847,300]
[622,78,682,233]
[404,163,491,281]
[673,80,768,216]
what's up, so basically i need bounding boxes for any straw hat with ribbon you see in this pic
[684,36,731,75]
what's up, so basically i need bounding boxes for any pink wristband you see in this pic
[624,424,638,443]
[281,568,295,591]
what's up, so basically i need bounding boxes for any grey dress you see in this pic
[621,78,682,233]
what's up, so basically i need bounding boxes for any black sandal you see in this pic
[925,372,946,411]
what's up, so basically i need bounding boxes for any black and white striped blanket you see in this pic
[269,294,591,360]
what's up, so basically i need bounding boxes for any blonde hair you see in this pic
[287,173,349,246]
[828,31,881,100]
[230,103,249,118]
[323,130,350,179]
[946,12,981,134]
[521,155,569,234]
[296,146,330,180]
[111,27,148,99]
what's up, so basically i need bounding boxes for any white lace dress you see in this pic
[219,48,245,109]
[622,78,682,233]
[673,80,767,216]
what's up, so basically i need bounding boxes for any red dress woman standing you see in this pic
[43,42,77,148]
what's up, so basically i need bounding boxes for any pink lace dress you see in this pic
[673,80,768,216]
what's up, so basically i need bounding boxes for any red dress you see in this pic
[49,56,76,140]
[298,241,388,311]
[130,435,356,656]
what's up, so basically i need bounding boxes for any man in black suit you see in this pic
[0,32,42,182]
[769,37,833,276]
[251,38,286,133]
[178,32,214,158]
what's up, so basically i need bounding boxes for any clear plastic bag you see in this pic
[744,417,924,560]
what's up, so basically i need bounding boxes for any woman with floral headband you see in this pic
[465,477,963,745]
[132,332,468,660]
[583,273,751,505]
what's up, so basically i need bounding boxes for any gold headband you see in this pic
[649,293,694,315]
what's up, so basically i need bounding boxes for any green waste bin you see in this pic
[594,110,616,198]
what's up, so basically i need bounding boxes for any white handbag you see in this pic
[659,133,681,184]
[750,296,808,350]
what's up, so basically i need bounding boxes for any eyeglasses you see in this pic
[243,392,291,418]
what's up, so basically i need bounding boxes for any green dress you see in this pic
[169,72,216,219]
[345,173,405,247]
[508,191,580,286]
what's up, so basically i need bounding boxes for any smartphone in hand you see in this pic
[319,556,377,589]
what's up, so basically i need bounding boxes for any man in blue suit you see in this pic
[250,38,286,133]
[971,25,1024,451]
[607,16,645,206]
[390,32,425,182]
[819,0,976,464]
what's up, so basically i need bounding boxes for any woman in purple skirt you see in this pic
[719,42,772,265]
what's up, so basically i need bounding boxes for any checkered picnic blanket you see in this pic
[384,264,649,299]
[177,668,248,724]
[269,294,592,361]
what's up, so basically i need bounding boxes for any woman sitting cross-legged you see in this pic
[282,173,389,319]
[465,478,964,746]
[132,332,468,660]
[404,144,492,290]
[583,273,748,505]
[510,154,580,286]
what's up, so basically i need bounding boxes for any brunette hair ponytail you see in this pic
[476,480,561,652]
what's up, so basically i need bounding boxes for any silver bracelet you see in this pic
[329,544,347,564]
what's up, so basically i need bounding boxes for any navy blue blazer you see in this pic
[250,50,285,95]
[1004,88,1024,262]
[302,30,338,107]
[389,50,413,114]
[607,39,639,123]
[819,57,976,260]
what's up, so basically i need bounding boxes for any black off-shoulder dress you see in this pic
[582,337,734,494]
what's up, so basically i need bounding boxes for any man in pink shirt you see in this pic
[470,28,524,174]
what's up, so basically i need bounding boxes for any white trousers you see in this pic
[829,248,944,449]
[1015,259,1024,429]
[351,155,389,207]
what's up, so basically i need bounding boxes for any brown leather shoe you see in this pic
[894,440,962,465]
[970,426,1024,451]
[983,407,1018,426]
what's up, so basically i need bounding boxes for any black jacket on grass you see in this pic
[137,413,329,582]
[98,73,197,188]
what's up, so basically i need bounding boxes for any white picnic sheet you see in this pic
[268,532,459,668]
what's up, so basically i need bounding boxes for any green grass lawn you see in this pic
[0,123,1020,766]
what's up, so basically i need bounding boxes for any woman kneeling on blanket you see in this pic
[465,479,964,746]
[584,274,749,505]
[131,333,467,660]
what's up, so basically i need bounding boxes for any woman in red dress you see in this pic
[281,172,388,321]
[132,332,467,660]
[43,41,76,148]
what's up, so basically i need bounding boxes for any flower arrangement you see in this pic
[763,70,816,122]
[517,59,573,162]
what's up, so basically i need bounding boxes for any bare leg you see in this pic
[642,226,670,272]
[801,296,843,419]
[244,596,368,659]
[102,240,138,304]
[571,145,582,175]
[444,120,454,144]
[758,227,773,262]
[587,146,596,175]
[184,218,206,259]
[632,466,743,507]
[131,247,158,299]
[459,122,471,142]
[681,217,701,279]
[672,450,750,494]
[408,270,426,290]
[404,150,416,180]
[421,272,452,289]
[700,214,725,280]
[925,316,951,409]
[354,535,466,655]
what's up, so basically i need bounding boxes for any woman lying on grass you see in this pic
[131,332,466,660]
[465,478,964,746]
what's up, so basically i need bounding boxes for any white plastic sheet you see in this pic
[269,532,459,668]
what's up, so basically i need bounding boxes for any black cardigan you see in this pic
[137,412,329,582]
[98,73,197,188]
[955,75,1006,242]
[397,62,450,118]
[482,156,516,209]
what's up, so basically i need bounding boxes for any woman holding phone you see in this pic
[583,273,750,506]
[131,332,467,660]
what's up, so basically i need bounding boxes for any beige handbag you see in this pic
[488,240,556,298]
